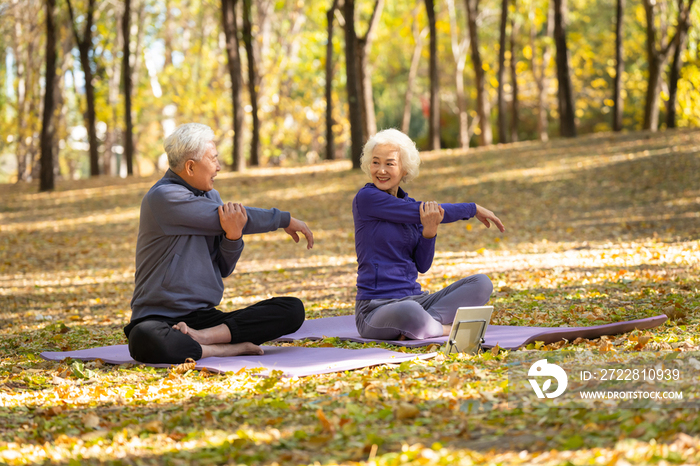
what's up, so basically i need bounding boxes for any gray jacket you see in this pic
[129,169,290,321]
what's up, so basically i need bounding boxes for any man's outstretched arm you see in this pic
[241,205,314,249]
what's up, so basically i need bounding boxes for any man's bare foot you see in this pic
[200,342,264,358]
[172,323,231,345]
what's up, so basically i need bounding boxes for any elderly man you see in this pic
[125,123,313,364]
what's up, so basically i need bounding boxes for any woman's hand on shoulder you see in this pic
[474,204,505,232]
[420,201,444,238]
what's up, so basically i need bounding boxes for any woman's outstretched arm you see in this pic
[474,204,506,232]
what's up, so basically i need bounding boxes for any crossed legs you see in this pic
[126,297,305,363]
[356,274,493,340]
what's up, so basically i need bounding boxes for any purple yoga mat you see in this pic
[277,316,445,347]
[40,344,436,377]
[276,315,668,350]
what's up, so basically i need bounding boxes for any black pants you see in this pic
[125,297,305,364]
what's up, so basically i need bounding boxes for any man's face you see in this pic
[187,142,221,192]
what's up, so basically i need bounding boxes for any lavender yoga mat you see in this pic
[276,315,668,350]
[40,344,436,377]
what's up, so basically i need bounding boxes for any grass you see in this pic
[0,128,699,464]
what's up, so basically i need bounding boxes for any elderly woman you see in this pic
[353,129,505,340]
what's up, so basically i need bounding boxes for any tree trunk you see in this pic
[103,2,124,177]
[55,25,75,180]
[222,0,245,171]
[465,0,492,146]
[356,0,383,141]
[402,23,427,135]
[665,0,695,129]
[123,0,134,175]
[446,0,469,149]
[12,2,42,182]
[642,0,661,131]
[553,0,576,137]
[612,0,624,131]
[128,0,145,177]
[26,14,41,182]
[644,56,664,131]
[243,0,259,166]
[641,0,683,131]
[81,45,100,176]
[529,0,553,142]
[67,0,100,176]
[193,9,206,99]
[356,40,374,140]
[164,0,174,68]
[497,0,509,144]
[509,10,519,142]
[344,0,364,168]
[666,32,684,128]
[14,36,28,181]
[325,0,338,160]
[425,0,440,149]
[131,1,146,94]
[40,0,57,192]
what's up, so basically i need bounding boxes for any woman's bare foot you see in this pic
[172,322,231,345]
[200,342,264,358]
[442,324,452,336]
[398,334,407,341]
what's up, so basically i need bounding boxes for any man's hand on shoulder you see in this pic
[284,217,314,249]
[219,202,248,241]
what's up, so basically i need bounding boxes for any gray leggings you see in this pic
[355,274,493,340]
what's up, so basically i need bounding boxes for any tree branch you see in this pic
[65,0,82,47]
[360,0,384,42]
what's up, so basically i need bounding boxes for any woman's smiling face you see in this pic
[370,144,406,197]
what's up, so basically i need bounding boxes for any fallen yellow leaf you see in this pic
[316,408,334,433]
[170,358,197,375]
[395,402,420,420]
[143,420,162,433]
[635,335,652,350]
[82,413,100,430]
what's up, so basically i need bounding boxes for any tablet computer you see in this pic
[444,306,494,355]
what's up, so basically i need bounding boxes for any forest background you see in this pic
[0,0,699,186]
[2,0,700,463]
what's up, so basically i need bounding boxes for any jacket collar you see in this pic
[367,182,407,199]
[163,169,206,197]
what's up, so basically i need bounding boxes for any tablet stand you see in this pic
[446,319,487,355]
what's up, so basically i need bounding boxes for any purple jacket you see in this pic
[352,183,476,300]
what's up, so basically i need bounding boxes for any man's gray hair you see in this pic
[360,128,421,183]
[164,123,215,172]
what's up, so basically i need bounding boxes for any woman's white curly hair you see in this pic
[360,129,421,183]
